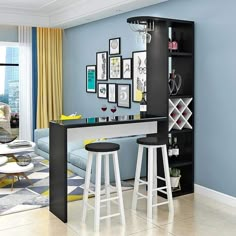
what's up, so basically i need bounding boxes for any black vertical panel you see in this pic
[49,122,68,222]
[147,21,168,117]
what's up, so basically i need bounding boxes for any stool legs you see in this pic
[161,145,174,212]
[153,148,158,204]
[133,144,174,219]
[132,145,143,210]
[82,152,93,223]
[113,152,125,225]
[94,153,102,231]
[147,147,154,219]
[104,154,111,215]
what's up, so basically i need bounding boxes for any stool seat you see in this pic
[85,142,120,152]
[137,136,165,146]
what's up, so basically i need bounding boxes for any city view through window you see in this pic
[0,45,19,113]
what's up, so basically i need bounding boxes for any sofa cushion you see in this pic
[37,137,50,153]
[37,137,84,154]
[68,148,88,171]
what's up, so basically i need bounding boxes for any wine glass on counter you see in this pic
[101,104,107,112]
[110,105,117,113]
[110,105,117,121]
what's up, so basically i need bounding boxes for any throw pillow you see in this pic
[60,114,82,120]
[0,105,5,119]
[83,138,106,147]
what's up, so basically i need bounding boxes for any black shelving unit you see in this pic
[127,16,194,197]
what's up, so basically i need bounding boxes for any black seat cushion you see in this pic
[85,142,120,152]
[137,136,165,146]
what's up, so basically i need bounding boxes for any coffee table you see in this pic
[0,140,35,190]
[0,141,35,156]
[0,162,34,191]
[0,156,7,165]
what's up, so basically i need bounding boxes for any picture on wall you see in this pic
[97,83,108,98]
[108,83,117,103]
[109,56,122,79]
[96,51,108,81]
[122,58,132,79]
[109,37,121,55]
[86,65,96,93]
[132,51,146,102]
[117,84,131,108]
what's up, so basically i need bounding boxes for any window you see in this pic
[0,43,19,113]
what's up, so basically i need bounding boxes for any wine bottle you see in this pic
[168,133,173,157]
[172,32,178,51]
[172,137,179,157]
[140,92,147,118]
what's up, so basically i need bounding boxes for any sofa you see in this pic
[34,128,146,183]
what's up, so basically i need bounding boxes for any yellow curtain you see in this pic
[36,28,63,128]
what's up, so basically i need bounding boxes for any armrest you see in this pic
[34,128,49,143]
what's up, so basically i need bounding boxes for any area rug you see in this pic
[0,155,133,216]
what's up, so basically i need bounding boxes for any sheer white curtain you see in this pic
[18,26,32,141]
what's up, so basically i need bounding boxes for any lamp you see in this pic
[128,19,155,44]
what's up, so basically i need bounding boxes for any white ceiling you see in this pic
[0,0,167,28]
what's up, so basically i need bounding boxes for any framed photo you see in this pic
[96,51,108,81]
[86,65,96,93]
[109,37,121,55]
[117,84,131,108]
[108,83,117,103]
[97,83,107,99]
[122,58,132,79]
[132,51,146,102]
[109,56,122,79]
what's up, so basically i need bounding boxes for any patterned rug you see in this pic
[0,155,133,216]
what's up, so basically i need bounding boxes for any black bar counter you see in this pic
[49,114,166,222]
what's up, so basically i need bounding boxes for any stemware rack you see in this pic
[169,98,192,131]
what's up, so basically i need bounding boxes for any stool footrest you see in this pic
[156,176,166,182]
[138,179,148,185]
[137,192,147,199]
[153,186,167,192]
[100,213,121,220]
[152,201,169,207]
[101,196,119,203]
[86,202,95,210]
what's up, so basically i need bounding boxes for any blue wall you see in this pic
[63,0,236,197]
[0,25,18,42]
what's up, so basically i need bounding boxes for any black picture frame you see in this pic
[86,65,96,93]
[96,51,108,81]
[132,50,146,102]
[97,83,108,99]
[109,56,122,79]
[122,58,132,80]
[108,83,117,103]
[117,84,131,108]
[109,37,121,55]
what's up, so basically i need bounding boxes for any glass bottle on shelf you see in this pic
[172,32,178,51]
[168,133,173,157]
[172,137,179,157]
[140,92,147,118]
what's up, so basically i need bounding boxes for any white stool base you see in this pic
[132,144,174,219]
[82,150,125,231]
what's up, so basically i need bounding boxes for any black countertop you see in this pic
[50,114,167,129]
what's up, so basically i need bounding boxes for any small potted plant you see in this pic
[169,168,181,188]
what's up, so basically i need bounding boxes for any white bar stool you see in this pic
[82,142,125,231]
[132,136,174,219]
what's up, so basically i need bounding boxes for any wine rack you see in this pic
[169,98,192,131]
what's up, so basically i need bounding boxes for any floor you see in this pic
[0,185,235,236]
